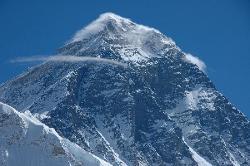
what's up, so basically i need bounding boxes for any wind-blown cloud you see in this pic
[184,53,206,72]
[10,55,127,68]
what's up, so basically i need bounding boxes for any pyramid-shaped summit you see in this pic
[71,12,139,42]
[59,13,178,64]
[0,13,250,166]
[70,12,163,42]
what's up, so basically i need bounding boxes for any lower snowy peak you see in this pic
[0,102,111,166]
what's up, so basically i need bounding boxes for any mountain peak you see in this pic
[97,12,131,24]
[71,12,132,42]
[62,13,176,63]
[70,12,163,43]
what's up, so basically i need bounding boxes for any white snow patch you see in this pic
[228,152,240,166]
[95,114,131,165]
[95,130,127,166]
[186,87,200,110]
[183,138,212,166]
[118,47,149,62]
[169,86,216,114]
[99,88,121,97]
[221,139,241,166]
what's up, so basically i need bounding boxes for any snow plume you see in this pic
[10,55,128,68]
[71,12,161,43]
[184,53,206,72]
[71,12,131,42]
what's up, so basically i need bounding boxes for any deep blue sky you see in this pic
[0,0,249,116]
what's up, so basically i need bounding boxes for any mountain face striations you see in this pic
[0,13,249,166]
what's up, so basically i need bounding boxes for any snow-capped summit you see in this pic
[61,13,176,63]
[0,13,250,166]
[71,12,161,42]
[71,12,133,42]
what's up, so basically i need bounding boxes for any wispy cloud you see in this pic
[184,53,206,72]
[10,55,127,68]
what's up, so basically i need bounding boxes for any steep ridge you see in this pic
[0,102,111,166]
[0,13,249,165]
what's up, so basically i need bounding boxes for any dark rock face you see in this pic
[0,13,249,165]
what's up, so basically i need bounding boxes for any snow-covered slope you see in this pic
[0,102,111,166]
[0,13,250,165]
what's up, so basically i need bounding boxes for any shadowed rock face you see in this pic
[0,13,249,166]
